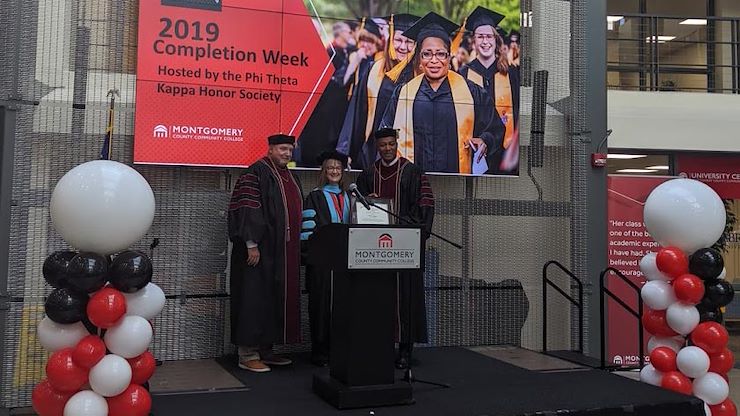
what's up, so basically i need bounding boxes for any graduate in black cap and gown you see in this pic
[228,134,303,373]
[301,151,351,366]
[458,6,520,174]
[356,127,434,369]
[336,14,420,170]
[379,12,505,175]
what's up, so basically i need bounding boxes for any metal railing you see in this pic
[542,261,584,354]
[599,267,645,370]
[607,13,740,93]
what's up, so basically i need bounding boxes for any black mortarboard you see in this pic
[373,127,398,140]
[360,17,382,38]
[387,13,420,33]
[317,150,349,168]
[267,134,295,145]
[465,6,505,32]
[402,12,459,45]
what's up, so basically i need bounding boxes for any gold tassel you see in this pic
[385,50,414,82]
[388,14,397,61]
[450,16,468,55]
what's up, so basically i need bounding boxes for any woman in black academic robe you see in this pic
[301,151,351,366]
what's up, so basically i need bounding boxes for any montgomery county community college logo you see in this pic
[161,0,221,11]
[613,356,623,366]
[153,125,169,138]
[378,233,393,249]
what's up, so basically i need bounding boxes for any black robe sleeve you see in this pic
[466,80,506,170]
[404,165,434,239]
[379,83,402,130]
[356,167,374,197]
[228,166,268,245]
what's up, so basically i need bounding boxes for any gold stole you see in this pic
[393,71,474,174]
[494,73,514,149]
[466,69,484,88]
[364,59,387,141]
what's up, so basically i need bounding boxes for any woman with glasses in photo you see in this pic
[379,12,505,175]
[300,151,351,367]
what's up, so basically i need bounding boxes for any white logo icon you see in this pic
[613,356,623,365]
[153,125,168,138]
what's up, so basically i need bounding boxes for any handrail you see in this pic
[542,261,584,355]
[599,267,645,370]
[610,12,740,22]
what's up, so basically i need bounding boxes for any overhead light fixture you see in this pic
[607,154,647,160]
[680,19,707,25]
[607,16,625,23]
[646,35,676,43]
[646,165,669,170]
[616,169,659,173]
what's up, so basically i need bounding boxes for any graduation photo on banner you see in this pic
[294,1,522,177]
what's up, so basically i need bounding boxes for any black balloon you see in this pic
[703,279,735,308]
[699,307,724,323]
[42,251,77,288]
[67,252,109,293]
[110,250,153,293]
[44,287,89,324]
[689,248,724,281]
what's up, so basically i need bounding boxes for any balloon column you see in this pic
[31,161,164,416]
[638,179,736,416]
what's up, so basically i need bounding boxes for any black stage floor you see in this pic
[151,347,704,416]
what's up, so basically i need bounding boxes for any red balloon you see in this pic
[709,348,735,375]
[672,274,705,305]
[660,371,692,395]
[46,348,88,393]
[87,287,127,328]
[32,379,74,416]
[649,347,677,373]
[656,247,689,278]
[128,351,156,385]
[642,308,678,337]
[691,322,729,355]
[107,384,152,416]
[72,335,106,369]
[709,399,737,416]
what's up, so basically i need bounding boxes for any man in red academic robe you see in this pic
[228,134,303,373]
[357,127,434,369]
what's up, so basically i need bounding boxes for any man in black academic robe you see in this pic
[356,128,434,369]
[457,6,520,175]
[379,12,506,175]
[228,134,303,373]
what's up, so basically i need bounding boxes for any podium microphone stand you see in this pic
[356,198,455,389]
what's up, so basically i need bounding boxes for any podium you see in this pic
[307,224,421,409]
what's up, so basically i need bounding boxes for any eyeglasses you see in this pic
[474,34,496,41]
[325,166,343,172]
[420,50,450,61]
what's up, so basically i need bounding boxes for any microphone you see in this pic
[348,183,371,210]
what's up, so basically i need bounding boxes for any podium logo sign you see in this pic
[378,233,393,248]
[348,228,420,270]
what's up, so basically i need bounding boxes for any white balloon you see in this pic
[647,336,685,354]
[50,160,155,255]
[666,302,700,335]
[104,315,153,358]
[676,346,710,379]
[693,372,729,406]
[644,179,726,255]
[641,281,676,310]
[640,364,663,386]
[37,317,89,352]
[89,354,132,397]
[124,283,166,320]
[639,252,672,281]
[63,390,108,416]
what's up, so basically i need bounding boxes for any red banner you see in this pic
[676,155,740,199]
[134,0,333,167]
[607,175,671,367]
